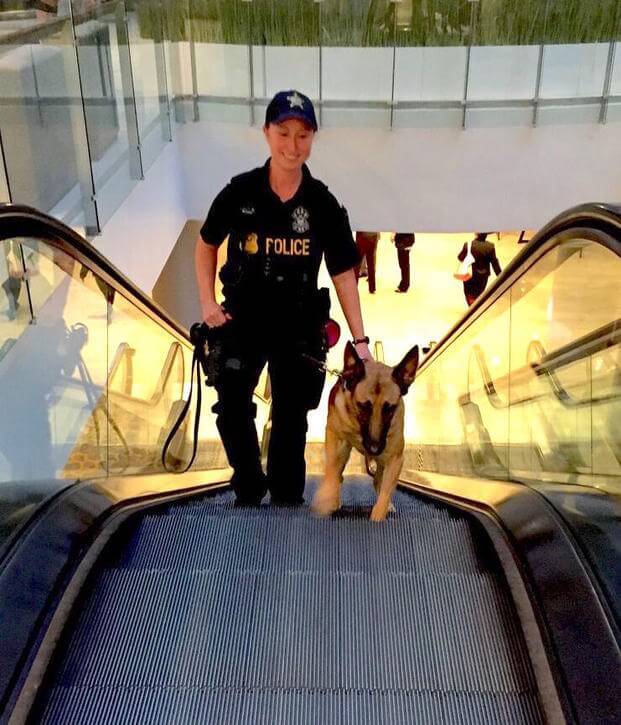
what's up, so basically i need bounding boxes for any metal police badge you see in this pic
[243,232,259,254]
[292,206,310,234]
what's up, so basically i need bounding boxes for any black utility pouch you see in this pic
[313,287,332,355]
[297,287,332,410]
[313,287,331,324]
[190,322,227,387]
[299,286,331,344]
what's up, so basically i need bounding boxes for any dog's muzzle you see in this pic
[364,439,385,456]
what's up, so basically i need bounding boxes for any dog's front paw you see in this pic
[311,487,340,517]
[370,499,393,522]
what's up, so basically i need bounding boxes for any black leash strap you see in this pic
[161,325,339,473]
[162,344,203,473]
[300,352,343,378]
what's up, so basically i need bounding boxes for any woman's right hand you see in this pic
[203,300,232,328]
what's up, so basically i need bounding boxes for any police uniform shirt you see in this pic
[200,160,359,304]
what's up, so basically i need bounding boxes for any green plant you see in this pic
[134,0,621,47]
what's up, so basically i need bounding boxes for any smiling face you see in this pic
[263,119,315,175]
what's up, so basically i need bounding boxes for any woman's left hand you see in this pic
[355,341,372,361]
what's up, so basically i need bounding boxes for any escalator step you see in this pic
[116,514,482,575]
[54,571,532,693]
[42,686,542,725]
[36,479,543,724]
[163,479,455,520]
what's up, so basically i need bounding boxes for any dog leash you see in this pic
[161,342,203,473]
[301,353,343,379]
[162,342,341,475]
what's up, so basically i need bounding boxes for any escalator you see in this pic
[31,482,544,724]
[0,204,620,724]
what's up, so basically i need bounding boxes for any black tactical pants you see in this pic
[397,247,411,291]
[355,234,377,293]
[211,314,326,505]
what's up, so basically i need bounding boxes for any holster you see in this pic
[296,287,331,410]
[190,322,228,388]
[299,286,331,349]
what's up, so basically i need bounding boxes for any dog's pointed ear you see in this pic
[342,340,366,391]
[392,345,419,395]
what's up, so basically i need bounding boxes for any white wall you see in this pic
[94,139,188,294]
[96,113,620,292]
[179,120,621,234]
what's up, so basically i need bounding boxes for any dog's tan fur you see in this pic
[312,342,419,521]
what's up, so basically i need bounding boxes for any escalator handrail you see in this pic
[106,341,185,408]
[418,202,621,374]
[468,319,621,409]
[527,330,621,408]
[0,203,190,346]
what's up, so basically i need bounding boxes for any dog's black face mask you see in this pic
[356,398,397,456]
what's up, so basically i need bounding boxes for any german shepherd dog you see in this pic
[312,342,419,521]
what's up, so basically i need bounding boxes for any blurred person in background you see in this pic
[393,232,415,293]
[457,232,502,306]
[355,231,379,294]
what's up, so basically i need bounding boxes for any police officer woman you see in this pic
[195,90,371,507]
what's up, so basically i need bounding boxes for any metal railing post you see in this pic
[115,0,144,180]
[188,0,199,121]
[462,0,479,130]
[533,0,551,127]
[156,0,173,141]
[67,0,100,236]
[315,0,323,127]
[389,0,399,129]
[243,0,254,125]
[600,5,620,124]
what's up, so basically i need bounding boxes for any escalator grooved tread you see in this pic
[42,686,543,725]
[37,478,544,724]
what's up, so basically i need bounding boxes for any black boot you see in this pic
[232,468,268,507]
[213,400,267,505]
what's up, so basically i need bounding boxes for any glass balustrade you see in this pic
[405,228,621,494]
[0,0,172,230]
[403,221,621,616]
[0,231,240,545]
[0,9,96,229]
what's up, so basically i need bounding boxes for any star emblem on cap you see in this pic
[287,92,305,110]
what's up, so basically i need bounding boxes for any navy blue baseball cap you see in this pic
[265,90,318,131]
